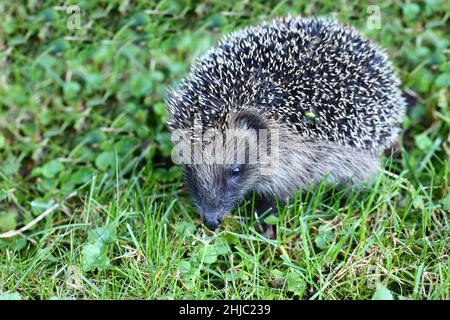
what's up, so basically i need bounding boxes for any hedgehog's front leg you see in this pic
[254,196,278,239]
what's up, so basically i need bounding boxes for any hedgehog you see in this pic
[166,16,406,231]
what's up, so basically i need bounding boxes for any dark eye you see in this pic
[230,165,242,176]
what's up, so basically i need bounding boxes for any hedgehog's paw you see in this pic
[258,220,277,240]
[254,199,278,239]
[236,210,275,236]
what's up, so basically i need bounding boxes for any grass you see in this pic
[0,1,449,300]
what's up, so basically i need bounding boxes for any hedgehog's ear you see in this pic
[234,109,268,131]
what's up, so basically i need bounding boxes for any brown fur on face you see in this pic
[182,110,266,229]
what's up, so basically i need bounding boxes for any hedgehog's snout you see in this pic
[201,207,227,230]
[202,213,224,230]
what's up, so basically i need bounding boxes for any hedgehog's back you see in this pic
[167,17,405,152]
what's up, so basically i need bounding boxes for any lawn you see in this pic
[0,0,448,300]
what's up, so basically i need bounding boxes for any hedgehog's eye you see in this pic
[230,164,243,176]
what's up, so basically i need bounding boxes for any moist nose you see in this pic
[203,216,223,230]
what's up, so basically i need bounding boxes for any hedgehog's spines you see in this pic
[167,16,406,153]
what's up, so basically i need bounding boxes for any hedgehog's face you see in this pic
[181,110,271,230]
[184,162,259,230]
